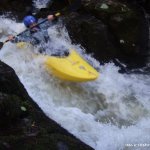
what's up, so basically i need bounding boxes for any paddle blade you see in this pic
[0,42,4,49]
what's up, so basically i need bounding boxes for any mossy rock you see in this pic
[0,93,29,128]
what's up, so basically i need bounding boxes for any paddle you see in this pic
[0,0,81,50]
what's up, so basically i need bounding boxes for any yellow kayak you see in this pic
[16,43,99,82]
[45,49,99,82]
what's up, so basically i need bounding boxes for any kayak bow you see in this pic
[45,49,99,82]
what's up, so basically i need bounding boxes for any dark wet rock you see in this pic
[119,0,150,14]
[64,12,119,63]
[64,0,149,69]
[0,0,33,20]
[145,0,150,14]
[50,0,68,11]
[57,141,69,150]
[0,60,93,150]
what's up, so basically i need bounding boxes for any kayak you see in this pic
[16,42,99,82]
[45,49,99,82]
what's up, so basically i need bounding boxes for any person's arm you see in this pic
[8,31,32,44]
[40,14,57,29]
[8,35,22,43]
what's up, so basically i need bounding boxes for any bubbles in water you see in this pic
[33,0,52,9]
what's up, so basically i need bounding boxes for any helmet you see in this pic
[23,16,37,27]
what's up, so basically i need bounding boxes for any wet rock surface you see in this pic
[120,0,150,14]
[0,61,93,150]
[64,0,149,69]
[0,0,33,20]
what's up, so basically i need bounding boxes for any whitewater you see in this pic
[0,17,150,150]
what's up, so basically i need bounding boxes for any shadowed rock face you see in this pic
[0,61,93,150]
[145,0,150,14]
[119,0,150,14]
[65,13,119,62]
[0,0,33,20]
[64,0,149,69]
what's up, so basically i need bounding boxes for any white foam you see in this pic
[33,0,51,9]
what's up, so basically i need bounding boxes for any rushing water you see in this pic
[0,17,150,150]
[33,0,51,9]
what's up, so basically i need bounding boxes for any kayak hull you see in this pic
[16,42,99,82]
[45,49,99,82]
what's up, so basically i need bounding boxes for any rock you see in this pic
[64,0,149,69]
[0,0,33,20]
[0,61,93,150]
[119,0,150,14]
[145,0,150,13]
[0,93,28,128]
[65,13,119,63]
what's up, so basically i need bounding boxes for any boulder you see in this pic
[0,0,33,20]
[0,61,93,150]
[65,13,118,63]
[64,0,149,69]
[119,0,150,14]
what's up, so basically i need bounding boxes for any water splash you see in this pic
[33,0,52,9]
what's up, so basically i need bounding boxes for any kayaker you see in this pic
[8,15,55,53]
